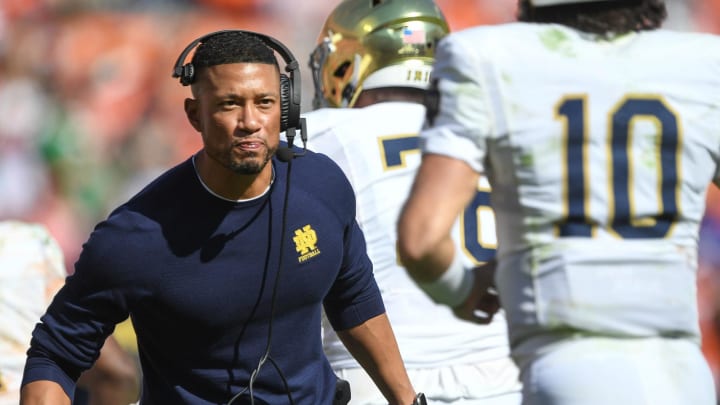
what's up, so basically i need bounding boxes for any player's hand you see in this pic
[452,260,500,324]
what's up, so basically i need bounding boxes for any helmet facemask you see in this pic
[310,0,450,109]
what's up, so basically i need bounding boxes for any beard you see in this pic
[227,144,277,175]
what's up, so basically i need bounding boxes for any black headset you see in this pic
[172,29,303,139]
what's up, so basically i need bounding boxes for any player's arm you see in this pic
[336,313,416,405]
[77,335,140,405]
[397,153,480,306]
[20,381,70,405]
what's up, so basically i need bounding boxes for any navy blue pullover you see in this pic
[23,147,385,404]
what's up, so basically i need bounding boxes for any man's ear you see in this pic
[184,98,201,132]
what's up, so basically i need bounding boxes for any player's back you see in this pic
[304,102,510,369]
[427,23,720,353]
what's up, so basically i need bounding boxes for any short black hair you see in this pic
[191,31,279,74]
[518,0,667,36]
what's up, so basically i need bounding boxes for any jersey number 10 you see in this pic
[555,95,681,239]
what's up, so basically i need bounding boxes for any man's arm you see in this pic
[20,336,139,405]
[397,153,480,302]
[20,381,70,405]
[336,313,416,405]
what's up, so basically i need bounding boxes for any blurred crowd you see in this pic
[2,0,720,394]
[0,0,522,272]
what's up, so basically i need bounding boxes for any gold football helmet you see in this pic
[310,0,449,109]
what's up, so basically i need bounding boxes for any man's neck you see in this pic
[192,152,274,201]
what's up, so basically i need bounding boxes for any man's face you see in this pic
[186,62,281,175]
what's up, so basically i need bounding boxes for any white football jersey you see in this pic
[421,23,720,355]
[0,221,66,404]
[303,102,509,369]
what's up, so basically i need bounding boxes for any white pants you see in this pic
[336,357,522,405]
[519,336,716,405]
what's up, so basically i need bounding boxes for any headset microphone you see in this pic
[276,117,308,162]
[275,147,295,163]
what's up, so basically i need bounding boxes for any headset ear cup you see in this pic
[279,74,290,132]
[182,64,195,86]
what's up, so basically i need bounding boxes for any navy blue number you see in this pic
[380,136,420,169]
[459,186,496,263]
[557,97,592,237]
[556,96,680,239]
[380,135,496,263]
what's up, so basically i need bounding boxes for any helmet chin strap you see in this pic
[343,53,363,108]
